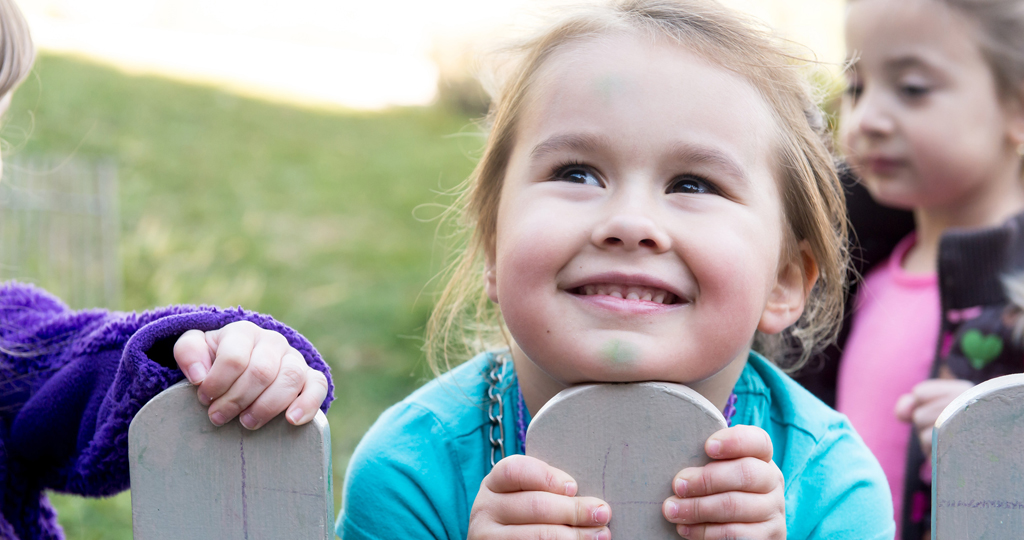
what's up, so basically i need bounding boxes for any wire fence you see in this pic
[0,156,121,309]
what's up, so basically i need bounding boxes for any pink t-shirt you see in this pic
[837,234,940,535]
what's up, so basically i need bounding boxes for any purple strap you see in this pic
[723,392,738,427]
[516,386,527,454]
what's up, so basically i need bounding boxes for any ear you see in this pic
[758,240,819,335]
[484,253,499,304]
[1005,82,1024,151]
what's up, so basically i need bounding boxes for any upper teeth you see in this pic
[579,284,677,304]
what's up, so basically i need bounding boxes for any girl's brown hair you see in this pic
[0,0,34,99]
[426,0,849,374]
[935,0,1024,100]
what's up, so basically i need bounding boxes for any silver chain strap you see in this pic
[486,354,508,468]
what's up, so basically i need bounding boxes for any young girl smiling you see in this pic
[340,1,893,538]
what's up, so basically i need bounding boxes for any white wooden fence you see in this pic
[0,156,121,308]
[933,373,1024,538]
[128,381,334,539]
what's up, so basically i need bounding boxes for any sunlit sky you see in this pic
[18,0,845,110]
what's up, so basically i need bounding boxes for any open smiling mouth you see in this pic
[569,284,682,305]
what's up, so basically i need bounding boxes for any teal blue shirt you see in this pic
[338,351,895,539]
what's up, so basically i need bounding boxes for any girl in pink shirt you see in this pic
[827,0,1024,537]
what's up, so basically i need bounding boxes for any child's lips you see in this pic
[864,156,906,176]
[572,283,679,305]
[563,273,691,312]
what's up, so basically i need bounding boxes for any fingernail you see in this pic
[287,408,303,424]
[707,439,722,457]
[664,500,679,519]
[678,524,691,537]
[593,504,610,525]
[594,528,610,540]
[186,364,207,384]
[674,478,687,497]
[564,481,578,496]
[198,391,213,405]
[210,411,226,426]
[240,413,258,430]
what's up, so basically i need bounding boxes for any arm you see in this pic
[1,282,333,496]
[783,423,895,540]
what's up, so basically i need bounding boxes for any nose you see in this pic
[846,88,895,138]
[591,212,672,253]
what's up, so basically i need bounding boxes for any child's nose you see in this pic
[849,90,895,137]
[591,213,672,253]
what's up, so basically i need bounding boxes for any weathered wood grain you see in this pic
[525,382,726,539]
[129,381,333,540]
[933,373,1024,538]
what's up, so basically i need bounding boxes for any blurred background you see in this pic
[0,0,844,538]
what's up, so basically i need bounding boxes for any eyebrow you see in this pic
[529,133,604,160]
[883,55,937,74]
[670,142,748,183]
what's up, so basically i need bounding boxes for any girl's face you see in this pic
[485,33,811,396]
[840,0,1022,211]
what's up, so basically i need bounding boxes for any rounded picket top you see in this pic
[526,382,726,539]
[129,381,333,540]
[933,373,1024,537]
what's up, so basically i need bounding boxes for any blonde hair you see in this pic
[426,0,849,374]
[0,0,34,99]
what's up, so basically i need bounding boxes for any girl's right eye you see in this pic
[551,163,602,186]
[844,83,863,102]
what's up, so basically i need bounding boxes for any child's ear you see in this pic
[758,240,819,335]
[484,254,499,304]
[1006,82,1024,151]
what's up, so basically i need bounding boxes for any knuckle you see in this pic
[572,498,587,527]
[738,459,757,491]
[217,351,248,372]
[248,360,279,387]
[701,466,716,495]
[277,365,307,389]
[691,497,703,523]
[544,469,560,491]
[718,492,738,518]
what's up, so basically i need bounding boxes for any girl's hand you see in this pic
[468,454,612,540]
[894,378,975,462]
[662,425,785,540]
[172,320,329,429]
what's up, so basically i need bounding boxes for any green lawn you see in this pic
[3,53,481,538]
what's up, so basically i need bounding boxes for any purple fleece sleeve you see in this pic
[2,282,333,499]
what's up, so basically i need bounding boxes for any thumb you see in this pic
[173,329,215,384]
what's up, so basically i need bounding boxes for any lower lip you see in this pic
[866,158,904,176]
[569,292,684,314]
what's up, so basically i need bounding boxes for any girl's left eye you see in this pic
[668,175,716,195]
[898,83,931,99]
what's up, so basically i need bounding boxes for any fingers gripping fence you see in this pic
[128,381,334,539]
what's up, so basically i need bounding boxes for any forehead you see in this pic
[518,32,780,171]
[845,0,986,75]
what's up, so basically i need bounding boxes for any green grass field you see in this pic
[3,53,482,539]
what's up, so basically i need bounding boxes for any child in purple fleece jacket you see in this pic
[0,3,333,539]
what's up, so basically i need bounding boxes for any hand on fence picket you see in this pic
[468,454,612,540]
[172,320,330,429]
[662,425,786,540]
[894,378,975,462]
